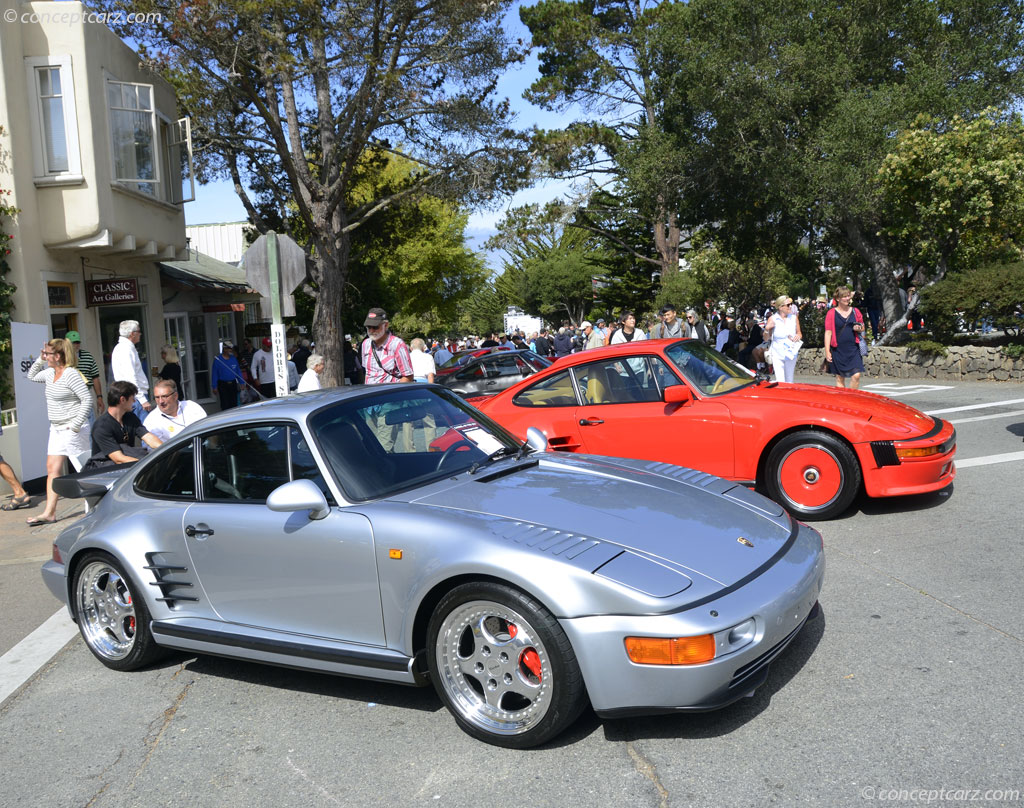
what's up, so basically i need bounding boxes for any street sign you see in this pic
[242,232,308,395]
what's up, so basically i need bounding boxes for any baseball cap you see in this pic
[581,320,592,329]
[66,331,81,343]
[262,337,272,348]
[222,339,234,348]
[596,318,605,324]
[364,307,388,327]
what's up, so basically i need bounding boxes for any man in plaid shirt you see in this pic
[359,308,416,451]
[360,308,413,384]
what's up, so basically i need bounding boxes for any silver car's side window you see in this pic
[200,424,291,502]
[135,439,196,499]
[512,370,577,408]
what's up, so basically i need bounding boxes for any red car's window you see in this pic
[572,358,671,405]
[512,370,577,408]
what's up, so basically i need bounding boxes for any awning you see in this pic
[158,250,255,293]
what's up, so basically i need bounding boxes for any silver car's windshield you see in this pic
[309,387,522,501]
[665,341,756,395]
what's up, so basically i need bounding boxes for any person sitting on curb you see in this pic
[86,381,162,468]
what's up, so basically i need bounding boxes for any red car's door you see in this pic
[569,356,737,479]
[499,366,587,452]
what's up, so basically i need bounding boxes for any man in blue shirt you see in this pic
[211,340,244,410]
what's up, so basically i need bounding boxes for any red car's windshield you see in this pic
[664,341,756,395]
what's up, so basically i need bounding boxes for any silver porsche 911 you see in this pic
[42,384,824,748]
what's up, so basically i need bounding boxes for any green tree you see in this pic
[487,202,604,325]
[112,0,528,383]
[653,0,1024,343]
[522,0,686,279]
[879,111,1024,285]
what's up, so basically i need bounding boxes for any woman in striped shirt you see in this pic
[25,338,92,525]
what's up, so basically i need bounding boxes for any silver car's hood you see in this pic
[409,454,794,586]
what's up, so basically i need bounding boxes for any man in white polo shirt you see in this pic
[143,379,208,443]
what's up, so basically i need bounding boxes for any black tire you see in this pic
[73,552,165,671]
[764,430,861,520]
[427,582,587,748]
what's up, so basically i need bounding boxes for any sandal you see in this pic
[25,516,57,526]
[1,495,32,511]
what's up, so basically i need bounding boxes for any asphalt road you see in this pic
[2,375,1022,808]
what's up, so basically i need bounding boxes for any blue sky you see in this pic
[184,4,582,267]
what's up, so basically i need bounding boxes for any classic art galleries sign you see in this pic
[86,277,140,306]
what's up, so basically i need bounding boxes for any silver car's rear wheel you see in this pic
[428,582,586,748]
[74,553,163,671]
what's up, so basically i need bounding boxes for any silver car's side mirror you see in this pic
[525,427,548,453]
[267,479,331,521]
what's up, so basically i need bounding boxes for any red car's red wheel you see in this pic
[765,431,861,520]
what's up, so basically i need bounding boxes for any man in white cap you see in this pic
[581,321,604,350]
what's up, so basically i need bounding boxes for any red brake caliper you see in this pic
[509,622,543,681]
[125,590,135,633]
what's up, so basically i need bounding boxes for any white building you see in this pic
[0,2,256,485]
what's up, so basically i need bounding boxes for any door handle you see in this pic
[185,524,215,538]
[578,418,604,426]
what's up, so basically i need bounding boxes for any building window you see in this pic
[47,282,75,308]
[108,80,157,196]
[25,56,82,182]
[107,79,194,204]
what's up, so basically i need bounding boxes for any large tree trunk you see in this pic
[841,218,910,344]
[311,228,350,387]
[653,204,680,277]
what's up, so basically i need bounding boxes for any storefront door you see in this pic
[164,313,195,400]
[98,305,150,388]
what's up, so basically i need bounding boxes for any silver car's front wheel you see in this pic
[73,553,163,671]
[428,583,586,748]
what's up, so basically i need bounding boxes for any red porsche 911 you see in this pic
[474,339,956,520]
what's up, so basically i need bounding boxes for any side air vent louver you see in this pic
[144,552,199,608]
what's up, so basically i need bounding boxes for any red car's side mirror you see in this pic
[663,385,692,404]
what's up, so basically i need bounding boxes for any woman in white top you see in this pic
[296,354,325,392]
[764,294,803,383]
[26,338,92,525]
[409,338,436,383]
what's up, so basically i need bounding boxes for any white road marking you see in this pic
[0,608,78,708]
[862,383,955,397]
[925,398,1024,415]
[948,409,1024,425]
[956,451,1024,469]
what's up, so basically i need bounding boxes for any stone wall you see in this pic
[795,345,1024,382]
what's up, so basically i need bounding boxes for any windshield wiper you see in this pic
[469,442,531,475]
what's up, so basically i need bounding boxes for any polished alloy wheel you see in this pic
[75,560,138,661]
[434,599,553,737]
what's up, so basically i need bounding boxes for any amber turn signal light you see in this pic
[624,634,716,665]
[896,445,942,459]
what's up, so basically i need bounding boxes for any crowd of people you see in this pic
[1,291,895,519]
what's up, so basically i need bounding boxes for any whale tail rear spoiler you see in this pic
[52,465,132,508]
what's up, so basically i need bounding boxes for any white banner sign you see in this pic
[12,322,51,482]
